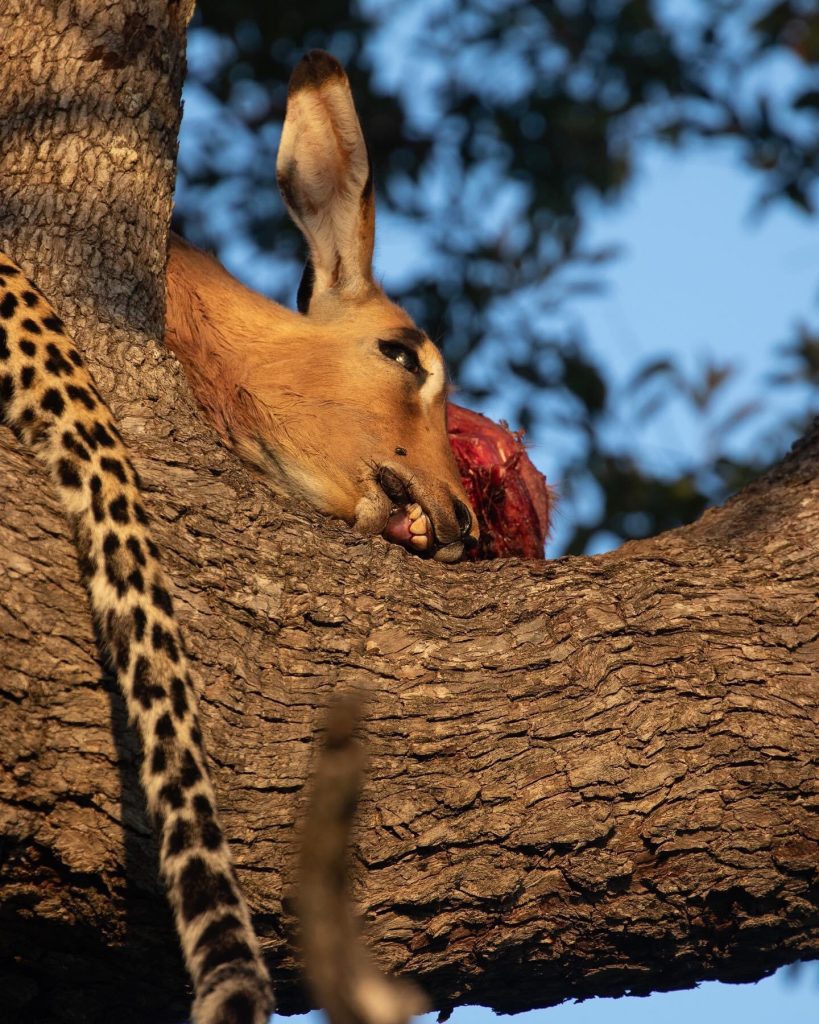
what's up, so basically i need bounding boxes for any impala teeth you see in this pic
[409,535,429,550]
[407,503,423,522]
[409,515,428,536]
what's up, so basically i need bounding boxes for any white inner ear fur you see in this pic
[277,77,372,297]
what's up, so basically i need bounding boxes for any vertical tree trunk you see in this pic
[0,2,193,1019]
[0,0,185,365]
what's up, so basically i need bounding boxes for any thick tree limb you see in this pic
[2,403,817,1023]
[0,3,817,1023]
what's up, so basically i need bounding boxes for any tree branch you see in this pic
[2,412,817,1022]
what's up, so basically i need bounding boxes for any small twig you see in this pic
[299,693,429,1024]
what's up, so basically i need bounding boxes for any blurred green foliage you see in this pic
[175,0,819,555]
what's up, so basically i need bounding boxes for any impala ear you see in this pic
[277,50,376,312]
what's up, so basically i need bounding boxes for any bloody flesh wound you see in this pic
[447,403,552,560]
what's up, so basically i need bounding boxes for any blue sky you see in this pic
[426,964,817,1024]
[533,138,819,553]
[569,140,819,469]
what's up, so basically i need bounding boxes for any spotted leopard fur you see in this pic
[0,253,273,1024]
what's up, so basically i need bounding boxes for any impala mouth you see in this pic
[383,502,432,552]
[376,468,469,563]
[377,467,434,554]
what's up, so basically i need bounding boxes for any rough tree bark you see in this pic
[1,4,818,1024]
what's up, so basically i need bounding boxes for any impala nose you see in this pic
[454,499,474,540]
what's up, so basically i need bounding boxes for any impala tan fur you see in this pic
[166,50,478,563]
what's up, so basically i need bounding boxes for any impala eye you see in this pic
[379,341,421,375]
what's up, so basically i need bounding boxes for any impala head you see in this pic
[166,51,478,562]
